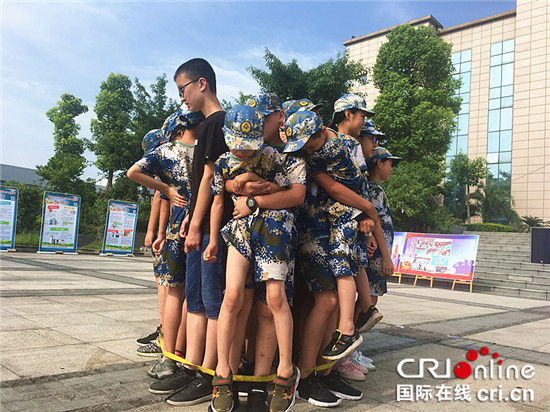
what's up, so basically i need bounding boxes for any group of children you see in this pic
[127,58,400,412]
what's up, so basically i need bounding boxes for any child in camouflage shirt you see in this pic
[206,105,304,412]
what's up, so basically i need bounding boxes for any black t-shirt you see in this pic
[188,110,232,234]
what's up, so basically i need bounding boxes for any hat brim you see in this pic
[359,108,375,117]
[283,139,307,153]
[225,131,264,151]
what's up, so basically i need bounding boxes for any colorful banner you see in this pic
[0,187,18,250]
[39,192,80,252]
[102,200,138,254]
[392,232,479,281]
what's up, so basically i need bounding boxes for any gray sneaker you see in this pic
[148,356,176,379]
[137,341,162,357]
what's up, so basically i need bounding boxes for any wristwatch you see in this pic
[246,196,258,212]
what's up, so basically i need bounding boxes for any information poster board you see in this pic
[392,232,479,282]
[0,187,18,250]
[39,192,80,253]
[101,200,139,255]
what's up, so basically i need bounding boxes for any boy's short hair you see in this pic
[174,58,217,95]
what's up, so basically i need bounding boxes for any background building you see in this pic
[344,0,549,223]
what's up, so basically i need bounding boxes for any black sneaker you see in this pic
[137,326,160,346]
[296,373,341,407]
[166,370,213,406]
[246,382,268,412]
[319,370,362,400]
[322,329,363,361]
[149,366,195,394]
[355,305,383,333]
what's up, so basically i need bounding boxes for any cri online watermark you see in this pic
[396,347,535,402]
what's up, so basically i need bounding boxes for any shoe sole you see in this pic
[328,389,363,401]
[322,334,364,361]
[357,313,383,334]
[136,340,157,347]
[137,351,162,357]
[149,387,178,395]
[166,393,212,406]
[297,392,342,408]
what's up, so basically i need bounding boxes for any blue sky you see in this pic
[1,0,515,181]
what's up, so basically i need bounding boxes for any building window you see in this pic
[446,49,472,169]
[487,39,514,192]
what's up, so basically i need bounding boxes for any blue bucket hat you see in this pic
[333,94,374,117]
[366,146,401,169]
[142,129,167,156]
[246,93,282,116]
[224,105,264,151]
[361,119,385,137]
[283,110,323,153]
[179,105,205,127]
[161,107,205,140]
[284,98,323,122]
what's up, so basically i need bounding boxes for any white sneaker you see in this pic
[350,350,374,370]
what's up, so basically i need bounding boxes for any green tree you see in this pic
[247,48,368,123]
[221,91,252,111]
[520,215,549,232]
[372,24,461,232]
[2,181,43,233]
[445,154,487,223]
[133,74,179,146]
[481,184,518,225]
[36,94,89,193]
[89,73,135,189]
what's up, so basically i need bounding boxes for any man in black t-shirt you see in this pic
[159,58,229,406]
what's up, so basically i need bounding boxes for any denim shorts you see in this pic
[185,233,226,318]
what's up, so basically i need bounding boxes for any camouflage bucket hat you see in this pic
[333,94,374,117]
[142,129,167,155]
[246,93,282,116]
[367,146,401,169]
[283,110,323,153]
[224,105,264,151]
[179,105,205,127]
[361,119,385,137]
[284,98,323,122]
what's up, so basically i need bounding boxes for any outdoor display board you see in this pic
[39,192,81,253]
[392,232,480,282]
[101,200,139,255]
[0,187,18,250]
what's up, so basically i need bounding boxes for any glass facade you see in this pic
[487,39,514,191]
[447,49,472,168]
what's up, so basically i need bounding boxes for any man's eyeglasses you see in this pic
[371,135,378,145]
[178,78,200,98]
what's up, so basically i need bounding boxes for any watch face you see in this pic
[246,197,256,209]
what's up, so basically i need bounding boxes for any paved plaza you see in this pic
[1,252,549,411]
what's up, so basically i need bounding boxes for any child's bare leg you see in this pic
[158,281,167,326]
[266,280,293,378]
[216,246,250,378]
[229,288,254,373]
[203,318,218,370]
[162,286,185,356]
[298,290,338,378]
[253,301,277,377]
[175,299,187,353]
[355,268,376,319]
[185,312,206,368]
[336,274,356,335]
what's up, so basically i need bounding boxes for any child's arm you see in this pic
[152,198,170,257]
[313,172,379,221]
[145,191,162,248]
[203,194,224,263]
[127,164,186,208]
[226,172,281,196]
[232,183,306,219]
[184,160,215,252]
[372,220,394,275]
